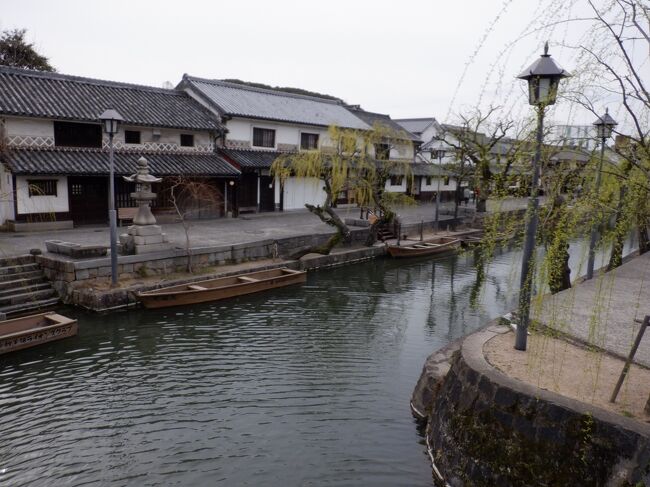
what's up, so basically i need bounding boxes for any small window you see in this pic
[180,134,194,147]
[390,176,403,186]
[253,128,275,148]
[426,177,432,186]
[125,130,141,144]
[300,132,319,150]
[53,121,102,148]
[28,179,57,197]
[375,143,390,160]
[71,183,82,196]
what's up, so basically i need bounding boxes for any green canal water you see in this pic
[0,242,626,486]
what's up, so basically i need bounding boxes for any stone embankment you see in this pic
[36,217,475,312]
[412,322,650,486]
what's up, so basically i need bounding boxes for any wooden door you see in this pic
[259,175,275,212]
[68,176,109,225]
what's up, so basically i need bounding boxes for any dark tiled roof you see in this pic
[410,162,449,177]
[394,118,436,135]
[220,148,284,169]
[0,66,221,131]
[181,75,370,130]
[3,149,240,176]
[346,108,420,141]
[388,162,448,177]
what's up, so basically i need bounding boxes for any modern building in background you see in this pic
[550,124,598,151]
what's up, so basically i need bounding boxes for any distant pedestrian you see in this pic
[471,189,476,203]
[463,188,471,206]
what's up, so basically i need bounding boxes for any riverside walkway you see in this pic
[0,197,541,258]
[538,250,650,368]
[0,202,470,258]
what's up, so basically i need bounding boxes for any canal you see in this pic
[0,241,627,486]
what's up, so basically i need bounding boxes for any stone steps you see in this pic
[0,270,44,285]
[0,255,60,319]
[0,263,41,277]
[0,255,36,268]
[0,288,58,307]
[0,282,52,299]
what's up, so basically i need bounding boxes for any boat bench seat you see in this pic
[187,285,208,291]
[238,276,260,283]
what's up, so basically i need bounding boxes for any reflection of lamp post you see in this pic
[515,43,570,351]
[586,109,617,280]
[431,147,445,231]
[99,109,124,286]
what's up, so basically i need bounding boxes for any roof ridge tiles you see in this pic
[394,117,437,122]
[0,65,186,96]
[183,74,344,105]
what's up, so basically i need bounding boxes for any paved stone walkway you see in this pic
[538,251,650,368]
[0,202,476,258]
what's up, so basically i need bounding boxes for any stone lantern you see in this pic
[119,156,171,254]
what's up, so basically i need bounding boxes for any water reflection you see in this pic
[0,239,631,486]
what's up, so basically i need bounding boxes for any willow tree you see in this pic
[271,124,414,256]
[565,0,650,265]
[351,123,415,246]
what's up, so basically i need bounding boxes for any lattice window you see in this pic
[253,128,275,148]
[28,179,57,197]
[71,183,83,196]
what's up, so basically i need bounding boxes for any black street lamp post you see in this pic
[99,109,124,287]
[515,43,570,351]
[586,109,618,280]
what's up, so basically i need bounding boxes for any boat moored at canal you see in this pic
[387,236,461,258]
[136,267,307,309]
[0,312,78,354]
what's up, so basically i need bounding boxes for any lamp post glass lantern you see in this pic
[514,43,570,351]
[594,108,617,139]
[518,42,569,106]
[99,109,124,286]
[586,109,617,280]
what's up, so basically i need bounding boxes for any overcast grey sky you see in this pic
[1,0,640,130]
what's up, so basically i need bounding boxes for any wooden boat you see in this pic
[0,312,78,355]
[136,267,307,309]
[387,236,461,258]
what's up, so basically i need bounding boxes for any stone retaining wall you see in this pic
[63,244,386,312]
[37,227,372,297]
[417,324,650,486]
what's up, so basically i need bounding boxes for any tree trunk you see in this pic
[607,186,627,271]
[364,204,393,247]
[185,227,193,273]
[290,232,342,259]
[453,185,461,219]
[289,203,351,258]
[549,242,571,294]
[638,222,650,255]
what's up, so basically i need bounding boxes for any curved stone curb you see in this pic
[463,324,650,439]
[424,321,650,486]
